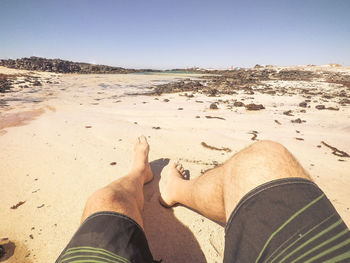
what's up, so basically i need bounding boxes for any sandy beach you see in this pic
[1,65,349,262]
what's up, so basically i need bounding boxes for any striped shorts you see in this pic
[56,178,350,262]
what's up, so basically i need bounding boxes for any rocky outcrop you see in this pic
[0,74,14,93]
[0,57,154,74]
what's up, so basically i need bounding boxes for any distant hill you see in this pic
[0,57,157,74]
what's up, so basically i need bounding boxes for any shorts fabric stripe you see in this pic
[322,251,350,263]
[58,248,129,263]
[59,255,125,263]
[255,193,325,262]
[267,213,337,263]
[279,218,344,262]
[303,239,350,263]
[289,229,349,263]
[62,246,129,262]
[55,212,155,263]
[223,178,350,263]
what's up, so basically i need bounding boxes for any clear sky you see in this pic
[1,0,349,69]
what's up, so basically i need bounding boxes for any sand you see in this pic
[0,66,349,262]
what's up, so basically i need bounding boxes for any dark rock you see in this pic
[205,116,226,120]
[0,56,148,74]
[315,105,325,110]
[233,101,245,107]
[209,89,218,96]
[163,99,169,102]
[283,110,294,116]
[32,80,42,86]
[326,107,339,111]
[339,99,350,105]
[299,102,307,108]
[0,74,14,93]
[209,103,218,110]
[291,118,306,123]
[245,104,265,111]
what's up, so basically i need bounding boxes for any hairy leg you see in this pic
[81,136,153,228]
[159,140,311,223]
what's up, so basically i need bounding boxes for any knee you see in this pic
[249,140,289,155]
[226,140,290,167]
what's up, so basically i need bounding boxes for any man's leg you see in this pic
[56,136,155,263]
[159,140,311,223]
[160,140,350,262]
[81,136,153,228]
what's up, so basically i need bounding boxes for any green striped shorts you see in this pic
[55,212,155,263]
[56,178,350,262]
[224,178,350,262]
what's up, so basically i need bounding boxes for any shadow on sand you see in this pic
[144,158,206,262]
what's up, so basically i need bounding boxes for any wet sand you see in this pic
[0,66,349,262]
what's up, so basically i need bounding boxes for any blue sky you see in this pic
[0,0,349,69]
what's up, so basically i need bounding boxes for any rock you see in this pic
[209,103,218,110]
[233,101,245,107]
[209,89,218,97]
[326,107,339,111]
[245,104,265,111]
[163,99,170,102]
[315,105,325,110]
[184,93,194,98]
[291,118,306,123]
[0,74,14,93]
[33,80,42,86]
[283,110,294,116]
[299,102,307,108]
[0,56,146,74]
[339,99,350,105]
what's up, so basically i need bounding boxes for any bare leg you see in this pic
[159,140,311,223]
[81,136,153,228]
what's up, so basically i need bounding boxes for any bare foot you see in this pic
[132,136,153,184]
[159,161,187,208]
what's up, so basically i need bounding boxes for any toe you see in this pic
[172,160,179,168]
[139,135,147,143]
